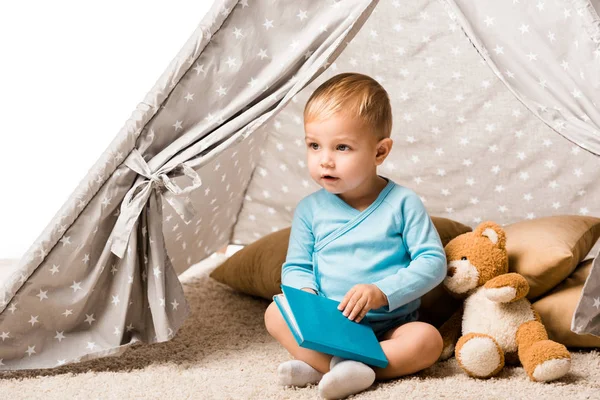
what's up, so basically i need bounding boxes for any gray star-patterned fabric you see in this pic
[2,0,600,370]
[446,0,600,154]
[232,0,600,337]
[0,0,378,369]
[572,249,600,336]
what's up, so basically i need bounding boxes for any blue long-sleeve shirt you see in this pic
[281,178,447,322]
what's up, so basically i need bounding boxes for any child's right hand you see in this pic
[301,287,317,295]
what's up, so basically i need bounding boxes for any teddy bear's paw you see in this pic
[482,286,516,303]
[520,340,571,382]
[456,334,504,378]
[532,358,571,382]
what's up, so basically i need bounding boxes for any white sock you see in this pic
[277,360,324,387]
[318,356,376,399]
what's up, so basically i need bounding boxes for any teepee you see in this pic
[1,0,599,369]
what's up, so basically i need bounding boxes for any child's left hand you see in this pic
[337,284,388,323]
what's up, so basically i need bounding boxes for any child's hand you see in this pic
[337,284,388,323]
[301,287,317,295]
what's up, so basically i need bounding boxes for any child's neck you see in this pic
[338,175,388,212]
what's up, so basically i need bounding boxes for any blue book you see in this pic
[273,284,388,368]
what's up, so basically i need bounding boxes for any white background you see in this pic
[0,1,214,259]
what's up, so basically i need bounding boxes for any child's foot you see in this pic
[318,356,375,399]
[277,360,324,387]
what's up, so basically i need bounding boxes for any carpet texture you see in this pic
[1,254,599,399]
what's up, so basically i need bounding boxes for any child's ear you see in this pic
[375,138,393,165]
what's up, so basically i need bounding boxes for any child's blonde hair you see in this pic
[303,72,392,140]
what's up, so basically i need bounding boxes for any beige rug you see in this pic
[1,254,599,399]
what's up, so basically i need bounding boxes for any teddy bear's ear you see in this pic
[474,221,506,249]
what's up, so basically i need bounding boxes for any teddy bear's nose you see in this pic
[447,266,456,277]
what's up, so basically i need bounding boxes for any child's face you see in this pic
[304,113,381,196]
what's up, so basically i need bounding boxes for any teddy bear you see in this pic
[437,221,571,382]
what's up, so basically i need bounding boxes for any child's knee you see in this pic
[264,301,284,336]
[422,324,444,362]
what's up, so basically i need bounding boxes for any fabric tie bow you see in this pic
[110,148,202,258]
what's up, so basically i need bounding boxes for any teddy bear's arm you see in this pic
[438,305,463,361]
[482,272,529,303]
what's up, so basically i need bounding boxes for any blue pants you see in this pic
[369,309,419,341]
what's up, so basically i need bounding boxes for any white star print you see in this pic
[263,18,274,30]
[36,289,48,301]
[232,27,244,39]
[297,10,308,21]
[63,309,73,317]
[26,346,36,356]
[484,16,495,26]
[112,295,120,306]
[59,236,71,246]
[54,331,66,342]
[216,86,227,96]
[225,56,238,68]
[38,247,48,260]
[171,299,180,310]
[85,314,96,325]
[593,298,600,309]
[257,49,268,59]
[0,332,9,341]
[50,264,60,275]
[71,281,82,292]
[29,315,39,326]
[193,63,205,75]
